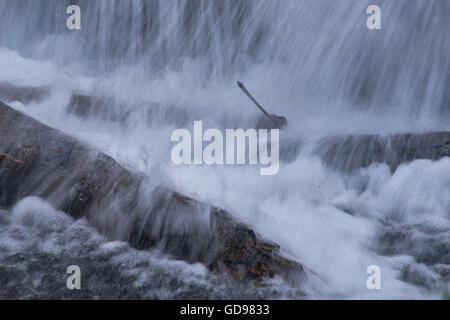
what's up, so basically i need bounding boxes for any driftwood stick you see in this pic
[237,81,288,129]
[237,81,271,117]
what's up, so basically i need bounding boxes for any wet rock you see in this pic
[0,100,305,283]
[256,114,288,130]
[67,92,193,127]
[0,82,49,104]
[316,131,450,172]
[399,263,440,290]
[1,82,448,173]
[210,208,303,283]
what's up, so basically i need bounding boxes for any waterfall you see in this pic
[1,0,448,122]
[0,0,448,299]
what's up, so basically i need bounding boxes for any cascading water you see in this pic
[0,0,448,299]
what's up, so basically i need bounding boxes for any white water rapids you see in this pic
[0,0,449,299]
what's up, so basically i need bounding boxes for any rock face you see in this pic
[0,100,304,283]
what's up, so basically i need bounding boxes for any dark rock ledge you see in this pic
[0,82,49,104]
[0,100,305,284]
[316,131,450,172]
[7,84,448,171]
[61,91,450,171]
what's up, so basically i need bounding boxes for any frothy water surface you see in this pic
[0,0,449,299]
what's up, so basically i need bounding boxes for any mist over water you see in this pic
[0,0,449,299]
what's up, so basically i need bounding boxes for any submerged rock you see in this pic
[316,132,450,172]
[67,92,194,127]
[0,82,49,104]
[256,114,288,130]
[0,100,305,284]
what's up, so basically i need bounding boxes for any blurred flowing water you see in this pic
[0,0,449,299]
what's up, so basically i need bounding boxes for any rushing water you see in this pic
[0,0,449,299]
